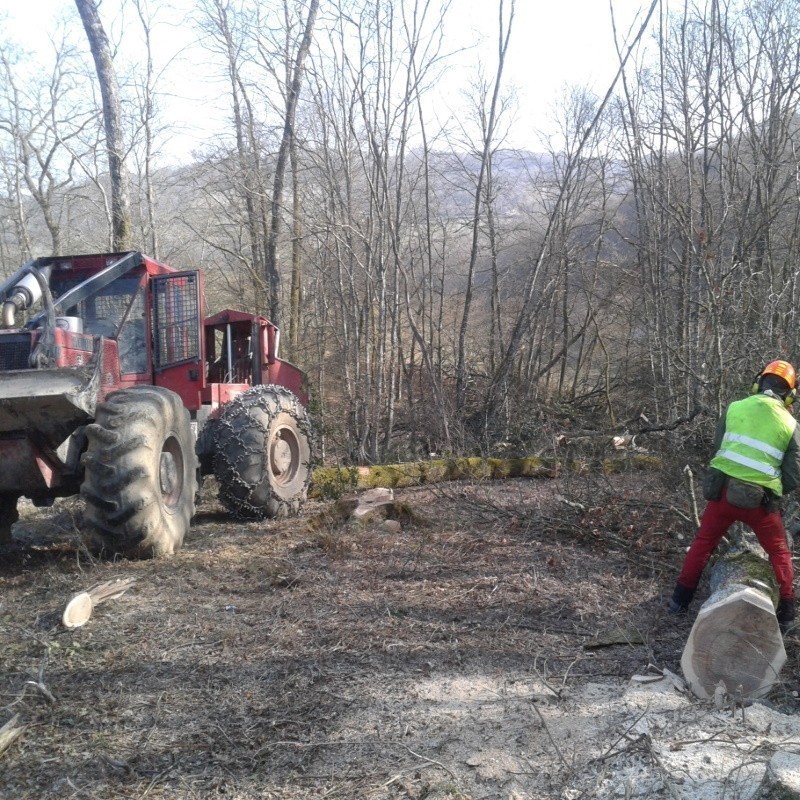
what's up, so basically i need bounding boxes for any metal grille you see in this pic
[0,334,32,370]
[152,273,200,369]
[67,334,95,353]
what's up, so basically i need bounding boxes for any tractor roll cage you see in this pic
[23,252,143,330]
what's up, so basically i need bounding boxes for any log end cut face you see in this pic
[681,586,786,700]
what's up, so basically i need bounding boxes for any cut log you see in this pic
[352,487,394,519]
[62,591,94,628]
[309,487,424,530]
[309,453,661,496]
[333,487,397,524]
[680,525,786,700]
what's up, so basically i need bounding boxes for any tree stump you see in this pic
[680,524,787,701]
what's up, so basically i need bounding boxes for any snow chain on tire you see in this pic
[212,384,313,520]
[81,387,198,558]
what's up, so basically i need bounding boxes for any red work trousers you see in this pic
[677,488,795,600]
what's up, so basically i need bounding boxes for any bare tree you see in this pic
[481,0,658,427]
[302,0,452,461]
[131,0,160,257]
[74,0,133,251]
[264,0,320,329]
[616,0,800,417]
[454,0,515,415]
[0,33,98,256]
[200,0,269,309]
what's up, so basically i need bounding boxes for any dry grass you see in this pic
[2,471,800,799]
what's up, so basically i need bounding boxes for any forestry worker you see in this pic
[669,359,800,632]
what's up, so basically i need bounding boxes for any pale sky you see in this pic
[0,0,654,161]
[441,0,652,148]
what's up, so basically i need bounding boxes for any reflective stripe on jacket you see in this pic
[709,393,797,495]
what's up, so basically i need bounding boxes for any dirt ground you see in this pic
[2,467,800,799]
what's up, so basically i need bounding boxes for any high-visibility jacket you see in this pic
[710,393,798,496]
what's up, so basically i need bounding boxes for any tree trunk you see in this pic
[455,0,515,415]
[288,134,302,353]
[680,525,787,701]
[133,0,159,258]
[74,0,132,252]
[265,0,319,329]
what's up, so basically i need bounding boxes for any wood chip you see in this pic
[62,592,93,628]
[62,577,137,628]
[0,714,25,758]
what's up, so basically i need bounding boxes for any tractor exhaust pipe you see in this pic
[1,266,53,329]
[2,299,17,329]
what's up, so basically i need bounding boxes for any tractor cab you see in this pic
[202,309,307,407]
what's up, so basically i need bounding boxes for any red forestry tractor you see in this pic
[0,251,312,557]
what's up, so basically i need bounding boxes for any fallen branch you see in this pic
[399,743,458,782]
[683,465,701,528]
[529,697,570,769]
[25,650,55,704]
[556,407,709,440]
[590,701,652,765]
[643,735,683,800]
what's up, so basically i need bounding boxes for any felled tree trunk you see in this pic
[681,524,787,700]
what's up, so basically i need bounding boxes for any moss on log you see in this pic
[310,453,661,498]
[709,529,778,606]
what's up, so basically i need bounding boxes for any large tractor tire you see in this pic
[213,385,312,519]
[81,387,197,558]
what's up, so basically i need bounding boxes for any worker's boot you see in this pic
[777,598,796,634]
[668,582,695,614]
